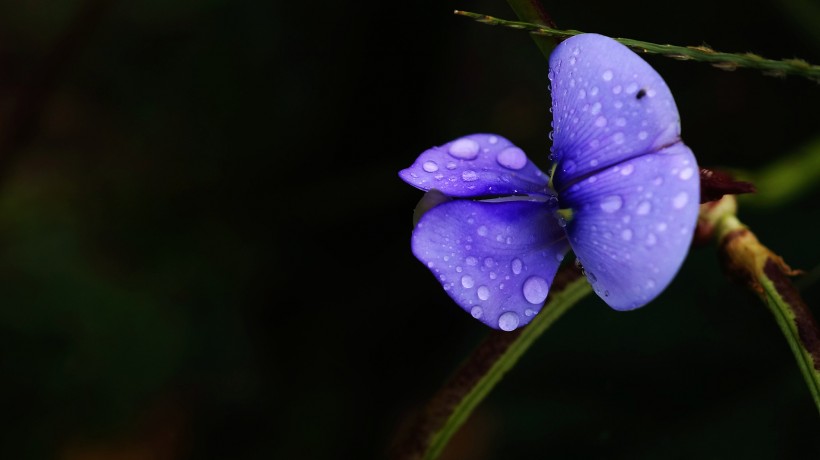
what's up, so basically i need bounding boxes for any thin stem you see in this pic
[455,10,820,82]
[390,267,592,460]
[712,209,820,413]
[505,0,558,61]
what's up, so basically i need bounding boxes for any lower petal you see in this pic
[412,199,569,330]
[560,143,699,310]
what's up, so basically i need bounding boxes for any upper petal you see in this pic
[412,199,569,330]
[399,134,550,198]
[560,143,699,310]
[549,34,682,191]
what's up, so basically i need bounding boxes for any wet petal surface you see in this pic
[560,143,699,310]
[399,134,550,198]
[549,34,682,191]
[412,199,569,330]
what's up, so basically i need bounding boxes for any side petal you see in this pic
[549,34,682,191]
[412,199,569,330]
[560,143,699,310]
[399,134,550,198]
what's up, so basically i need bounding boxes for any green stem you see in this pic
[713,210,820,413]
[505,0,558,60]
[391,269,592,460]
[455,10,820,82]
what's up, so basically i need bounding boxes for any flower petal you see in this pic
[399,134,550,198]
[549,34,682,191]
[412,199,569,330]
[560,143,699,310]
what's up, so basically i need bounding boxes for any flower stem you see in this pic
[455,10,820,82]
[505,0,558,61]
[390,266,591,460]
[708,200,820,413]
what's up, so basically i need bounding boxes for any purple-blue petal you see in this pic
[560,143,699,310]
[412,199,569,330]
[549,34,682,191]
[399,134,550,198]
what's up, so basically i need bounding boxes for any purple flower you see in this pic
[399,34,699,331]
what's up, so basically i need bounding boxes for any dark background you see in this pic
[1,0,820,458]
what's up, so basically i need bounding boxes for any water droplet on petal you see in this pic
[449,138,480,159]
[587,271,598,283]
[620,164,634,176]
[477,226,488,237]
[446,161,457,170]
[422,160,439,172]
[524,309,535,317]
[646,233,657,246]
[621,229,633,241]
[511,258,523,275]
[594,116,607,127]
[523,276,550,305]
[471,306,483,318]
[679,167,694,180]
[602,70,613,81]
[673,192,689,209]
[477,285,490,300]
[461,275,475,288]
[636,201,651,215]
[462,170,478,181]
[497,147,527,170]
[638,131,648,140]
[484,257,494,268]
[498,311,520,331]
[488,136,498,144]
[600,195,623,213]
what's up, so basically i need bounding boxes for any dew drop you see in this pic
[422,160,439,172]
[563,160,577,174]
[600,195,623,213]
[511,258,523,275]
[594,116,607,127]
[449,138,480,159]
[498,311,520,331]
[484,257,494,268]
[679,167,694,180]
[636,201,651,215]
[523,276,550,304]
[620,164,634,176]
[446,161,457,170]
[590,102,602,115]
[524,309,535,317]
[673,192,689,209]
[477,226,488,236]
[488,136,498,144]
[621,229,633,241]
[613,132,625,144]
[461,275,475,289]
[497,147,527,170]
[471,306,483,319]
[602,70,613,81]
[587,271,598,283]
[477,285,490,300]
[466,256,478,266]
[646,233,657,246]
[462,170,478,181]
[657,222,668,232]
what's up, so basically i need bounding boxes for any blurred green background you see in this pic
[1,0,819,458]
